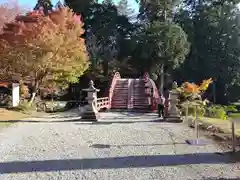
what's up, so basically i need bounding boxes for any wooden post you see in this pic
[195,105,199,139]
[185,104,208,146]
[232,120,236,152]
[185,104,188,122]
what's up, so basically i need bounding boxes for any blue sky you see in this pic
[0,0,139,12]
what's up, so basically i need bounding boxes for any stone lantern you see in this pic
[81,80,100,121]
[164,81,182,122]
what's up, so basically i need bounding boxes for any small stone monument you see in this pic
[164,81,182,122]
[81,80,100,121]
[12,83,20,107]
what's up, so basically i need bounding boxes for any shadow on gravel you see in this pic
[90,143,187,149]
[116,112,158,117]
[39,115,80,119]
[0,119,82,123]
[74,119,166,125]
[202,178,240,180]
[0,119,165,124]
[0,152,238,173]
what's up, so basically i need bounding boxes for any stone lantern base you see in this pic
[164,106,182,122]
[80,104,100,121]
[164,84,183,123]
[81,111,99,121]
[164,116,182,123]
[80,80,100,122]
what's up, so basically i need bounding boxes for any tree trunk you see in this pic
[103,59,108,77]
[159,64,164,95]
[28,80,39,105]
[29,92,36,105]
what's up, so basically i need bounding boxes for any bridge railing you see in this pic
[149,78,160,111]
[96,97,109,111]
[143,72,160,111]
[108,72,121,109]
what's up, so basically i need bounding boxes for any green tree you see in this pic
[137,0,189,93]
[34,0,53,15]
[174,0,240,103]
[66,0,135,77]
[64,0,94,15]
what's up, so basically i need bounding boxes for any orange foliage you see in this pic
[183,82,200,94]
[181,78,213,95]
[199,78,213,91]
[19,81,29,98]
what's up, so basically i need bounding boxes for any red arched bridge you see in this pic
[95,72,163,112]
[0,72,167,113]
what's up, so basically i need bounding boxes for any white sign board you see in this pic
[12,83,20,107]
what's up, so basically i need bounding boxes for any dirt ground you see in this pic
[0,108,27,121]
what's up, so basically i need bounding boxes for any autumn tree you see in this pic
[0,7,89,103]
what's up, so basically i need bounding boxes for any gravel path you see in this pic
[0,112,239,180]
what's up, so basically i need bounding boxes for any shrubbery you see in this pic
[205,105,227,120]
[10,100,37,113]
[180,104,205,117]
[181,103,238,120]
[178,78,239,120]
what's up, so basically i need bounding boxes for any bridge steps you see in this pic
[111,79,129,109]
[111,79,150,110]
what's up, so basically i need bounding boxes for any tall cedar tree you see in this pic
[0,7,89,103]
[34,0,53,15]
[137,0,189,92]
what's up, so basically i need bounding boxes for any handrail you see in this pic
[143,72,160,111]
[143,72,149,82]
[108,72,121,109]
[97,97,109,110]
[149,78,160,110]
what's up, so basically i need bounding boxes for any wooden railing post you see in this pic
[96,97,110,111]
[232,121,236,152]
[144,72,160,112]
[127,79,133,109]
[108,72,121,109]
[143,72,151,108]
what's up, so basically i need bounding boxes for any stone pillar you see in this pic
[81,80,100,121]
[164,81,182,122]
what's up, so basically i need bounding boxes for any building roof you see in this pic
[0,82,9,88]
